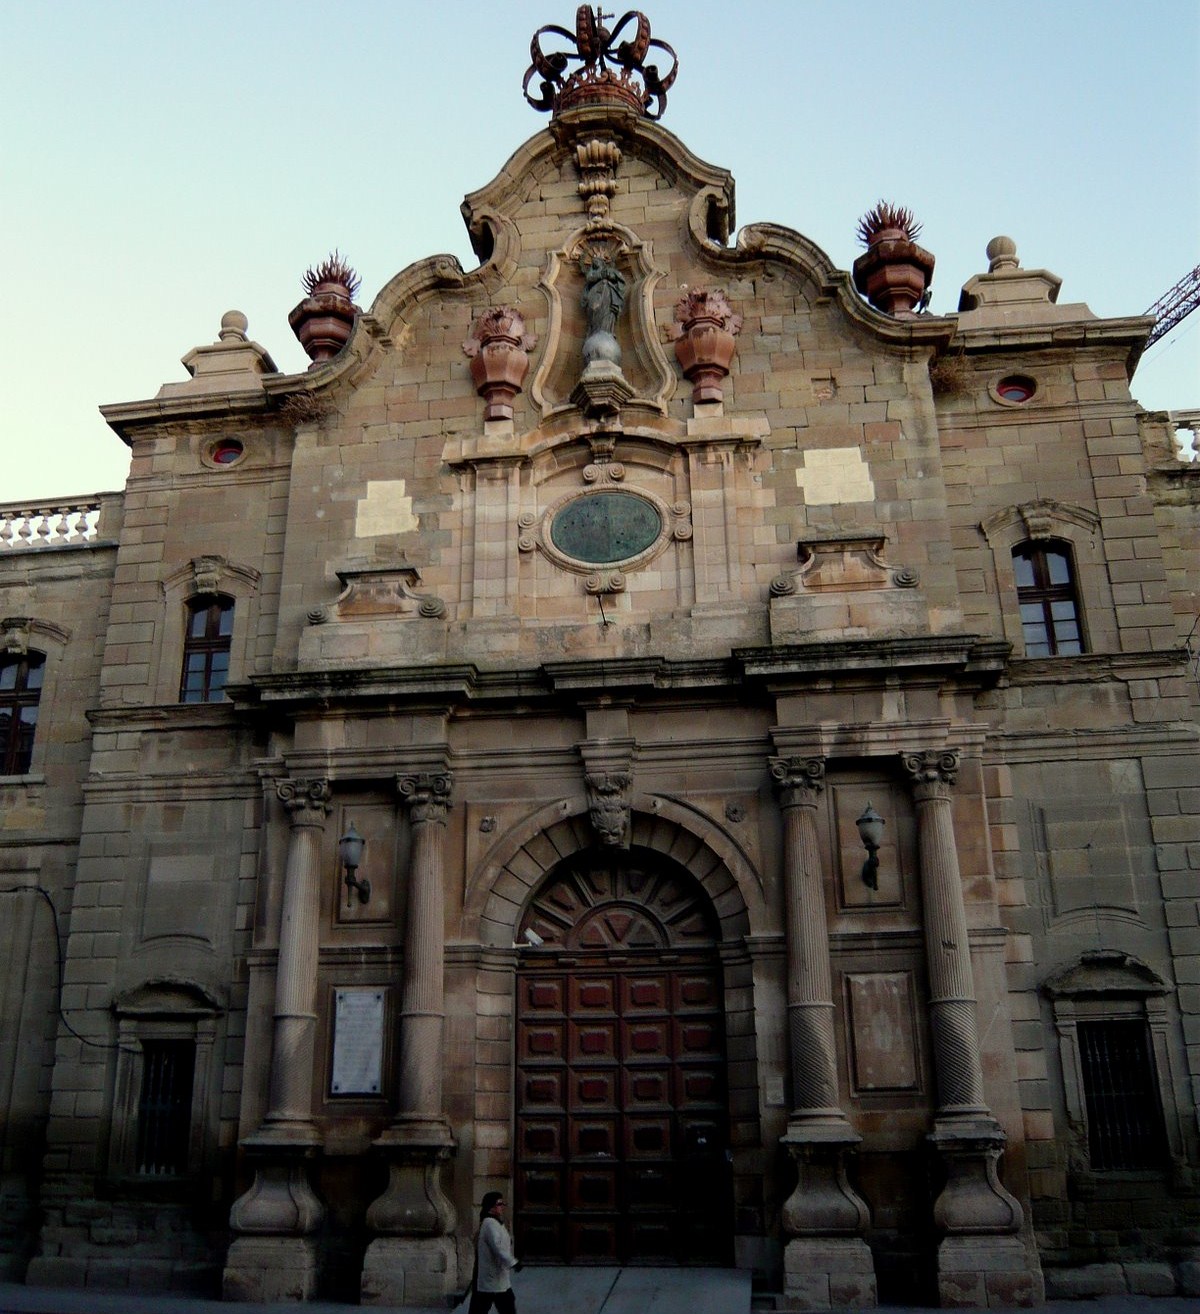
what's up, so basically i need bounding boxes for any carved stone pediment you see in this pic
[770,533,919,596]
[321,562,446,622]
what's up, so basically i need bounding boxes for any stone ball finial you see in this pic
[219,310,249,342]
[986,236,1019,272]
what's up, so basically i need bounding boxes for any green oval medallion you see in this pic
[550,492,662,564]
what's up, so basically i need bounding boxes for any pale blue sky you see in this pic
[4,0,1197,501]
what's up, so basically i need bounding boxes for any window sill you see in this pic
[0,772,45,787]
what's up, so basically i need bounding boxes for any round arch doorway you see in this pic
[514,846,734,1265]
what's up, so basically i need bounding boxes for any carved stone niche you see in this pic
[768,533,929,645]
[316,563,446,623]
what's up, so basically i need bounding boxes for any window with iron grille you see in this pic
[1013,541,1083,656]
[1077,1020,1167,1171]
[0,651,44,774]
[135,1040,196,1176]
[179,596,233,703]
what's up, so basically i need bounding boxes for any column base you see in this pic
[783,1236,878,1310]
[937,1234,1045,1308]
[361,1235,457,1308]
[223,1235,320,1303]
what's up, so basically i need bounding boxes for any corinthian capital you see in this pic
[397,771,454,825]
[276,777,332,823]
[901,749,960,800]
[769,756,825,808]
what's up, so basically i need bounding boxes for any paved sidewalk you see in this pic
[1,1278,1198,1314]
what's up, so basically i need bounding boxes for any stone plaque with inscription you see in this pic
[331,987,385,1095]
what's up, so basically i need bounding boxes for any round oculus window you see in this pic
[210,438,245,465]
[995,375,1036,404]
[550,492,662,565]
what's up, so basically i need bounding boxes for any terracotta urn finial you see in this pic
[463,306,537,421]
[852,202,935,318]
[288,252,361,366]
[670,288,743,404]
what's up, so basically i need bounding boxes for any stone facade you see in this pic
[0,22,1198,1308]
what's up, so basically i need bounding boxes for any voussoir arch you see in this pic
[465,791,764,948]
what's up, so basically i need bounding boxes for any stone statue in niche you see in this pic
[581,253,626,365]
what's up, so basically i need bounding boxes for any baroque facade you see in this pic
[1,8,1198,1308]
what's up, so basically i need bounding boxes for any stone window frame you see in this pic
[107,979,223,1189]
[179,594,235,703]
[0,617,70,782]
[980,499,1116,655]
[1012,539,1085,656]
[153,556,261,705]
[1042,951,1187,1184]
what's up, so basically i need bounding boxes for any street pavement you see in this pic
[1,1272,1198,1314]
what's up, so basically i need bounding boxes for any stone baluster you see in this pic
[769,756,875,1310]
[223,778,330,1302]
[361,771,458,1308]
[902,749,1038,1308]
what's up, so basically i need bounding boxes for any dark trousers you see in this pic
[469,1288,516,1314]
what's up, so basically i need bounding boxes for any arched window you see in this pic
[0,651,45,774]
[179,596,234,703]
[1012,540,1083,656]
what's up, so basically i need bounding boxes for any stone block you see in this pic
[1178,1259,1200,1295]
[1123,1261,1176,1295]
[25,1255,88,1287]
[1043,1262,1126,1298]
[222,1235,319,1303]
[783,1236,876,1310]
[361,1235,456,1307]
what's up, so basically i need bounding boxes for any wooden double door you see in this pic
[514,854,733,1264]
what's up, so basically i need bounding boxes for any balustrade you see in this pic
[0,500,102,549]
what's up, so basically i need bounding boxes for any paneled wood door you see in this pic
[515,854,732,1265]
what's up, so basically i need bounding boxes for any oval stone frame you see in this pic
[536,486,677,575]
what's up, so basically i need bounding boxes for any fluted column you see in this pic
[902,751,989,1120]
[770,756,874,1310]
[770,756,849,1126]
[223,778,330,1302]
[362,771,457,1308]
[396,771,453,1118]
[903,750,1037,1308]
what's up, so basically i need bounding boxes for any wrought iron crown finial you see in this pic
[524,5,678,120]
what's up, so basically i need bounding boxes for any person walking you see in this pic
[468,1191,520,1314]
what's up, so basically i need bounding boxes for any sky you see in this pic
[4,0,1197,503]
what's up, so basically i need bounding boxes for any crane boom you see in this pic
[1145,264,1200,347]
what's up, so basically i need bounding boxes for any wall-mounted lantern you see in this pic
[339,822,370,906]
[855,803,885,890]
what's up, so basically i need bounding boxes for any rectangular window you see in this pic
[179,597,234,703]
[135,1040,195,1176]
[1013,542,1084,656]
[1077,1020,1166,1170]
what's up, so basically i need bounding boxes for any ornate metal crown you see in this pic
[524,6,678,120]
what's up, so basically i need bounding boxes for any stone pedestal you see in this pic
[937,1235,1044,1309]
[361,1117,457,1306]
[361,1237,458,1308]
[223,1235,320,1303]
[781,1131,876,1310]
[784,1237,879,1311]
